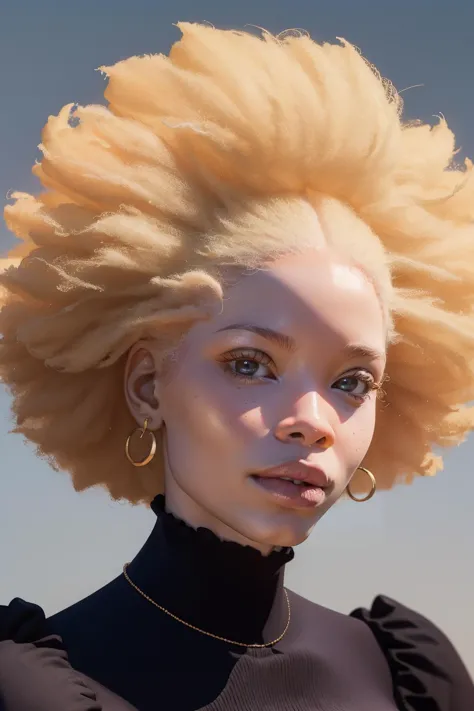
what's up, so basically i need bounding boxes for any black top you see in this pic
[0,495,473,710]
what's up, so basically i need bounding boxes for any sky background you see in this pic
[1,0,473,674]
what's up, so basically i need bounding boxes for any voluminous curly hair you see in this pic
[2,23,474,503]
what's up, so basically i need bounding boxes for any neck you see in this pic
[164,484,275,555]
[126,495,294,646]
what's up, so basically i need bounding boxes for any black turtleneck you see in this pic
[34,496,472,711]
[125,495,292,647]
[49,496,300,709]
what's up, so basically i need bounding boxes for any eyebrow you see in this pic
[217,324,297,352]
[341,344,386,363]
[217,323,386,362]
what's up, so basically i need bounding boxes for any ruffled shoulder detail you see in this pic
[0,597,47,643]
[0,598,104,710]
[351,595,474,711]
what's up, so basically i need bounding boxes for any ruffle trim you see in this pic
[150,494,294,575]
[0,598,103,710]
[351,595,451,711]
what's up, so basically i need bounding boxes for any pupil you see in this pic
[340,376,356,391]
[236,359,258,376]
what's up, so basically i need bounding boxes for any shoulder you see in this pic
[351,595,474,711]
[47,574,130,658]
[0,598,69,709]
[0,597,124,711]
[0,597,48,643]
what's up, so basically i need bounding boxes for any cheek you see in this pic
[340,401,377,470]
[159,364,268,457]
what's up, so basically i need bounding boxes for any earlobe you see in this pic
[124,344,163,431]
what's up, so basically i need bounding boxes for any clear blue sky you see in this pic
[1,0,473,672]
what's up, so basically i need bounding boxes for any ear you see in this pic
[124,343,163,431]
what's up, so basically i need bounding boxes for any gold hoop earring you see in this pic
[125,418,157,467]
[346,467,376,503]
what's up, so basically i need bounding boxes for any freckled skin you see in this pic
[127,249,386,553]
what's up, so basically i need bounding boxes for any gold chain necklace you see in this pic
[122,563,291,648]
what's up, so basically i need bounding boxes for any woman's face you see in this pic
[131,248,387,552]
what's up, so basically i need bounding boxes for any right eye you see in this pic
[218,348,277,382]
[230,358,271,378]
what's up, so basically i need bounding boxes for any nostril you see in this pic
[317,435,330,450]
[289,432,303,439]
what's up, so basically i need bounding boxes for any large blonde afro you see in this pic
[2,23,474,502]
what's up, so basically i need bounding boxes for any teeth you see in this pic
[281,477,304,486]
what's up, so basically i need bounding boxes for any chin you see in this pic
[269,526,315,549]
[240,511,319,550]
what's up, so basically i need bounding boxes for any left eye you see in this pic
[333,374,373,397]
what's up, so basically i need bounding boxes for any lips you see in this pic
[250,461,331,508]
[253,461,330,488]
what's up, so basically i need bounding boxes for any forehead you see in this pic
[207,250,387,354]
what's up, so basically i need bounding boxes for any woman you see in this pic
[0,22,473,711]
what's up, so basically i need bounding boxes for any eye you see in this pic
[218,348,276,382]
[332,370,377,400]
[233,358,264,377]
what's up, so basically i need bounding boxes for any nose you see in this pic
[274,390,335,449]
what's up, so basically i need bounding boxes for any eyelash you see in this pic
[217,348,381,401]
[217,348,277,382]
[336,371,380,403]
